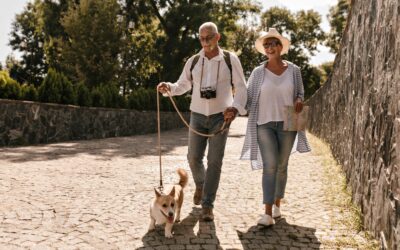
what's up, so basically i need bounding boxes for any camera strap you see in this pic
[198,58,220,91]
[189,50,233,91]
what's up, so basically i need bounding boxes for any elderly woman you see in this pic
[241,28,311,226]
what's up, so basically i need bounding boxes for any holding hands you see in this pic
[223,107,238,124]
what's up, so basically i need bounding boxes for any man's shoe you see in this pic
[272,204,281,218]
[193,186,203,205]
[202,207,214,222]
[257,214,275,227]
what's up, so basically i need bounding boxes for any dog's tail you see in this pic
[177,168,188,188]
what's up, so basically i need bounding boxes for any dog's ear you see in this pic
[168,186,175,197]
[154,188,161,197]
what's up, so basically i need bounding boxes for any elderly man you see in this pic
[157,22,247,221]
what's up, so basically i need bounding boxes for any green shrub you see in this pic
[75,82,92,106]
[101,84,125,108]
[127,87,190,111]
[0,79,21,100]
[38,69,62,103]
[0,70,21,100]
[59,73,76,105]
[38,68,77,105]
[21,84,38,101]
[127,91,138,110]
[91,87,105,107]
[116,94,127,109]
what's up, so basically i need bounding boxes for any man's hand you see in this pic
[294,98,303,113]
[223,107,238,124]
[157,82,171,94]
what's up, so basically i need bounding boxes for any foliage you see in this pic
[60,0,123,88]
[91,87,106,108]
[127,87,190,111]
[21,84,39,101]
[135,0,261,85]
[319,61,334,84]
[101,84,126,109]
[326,0,351,53]
[75,82,92,107]
[0,70,21,99]
[118,17,161,94]
[58,72,76,105]
[38,0,70,70]
[6,0,335,104]
[302,65,322,99]
[38,68,75,104]
[229,25,263,78]
[8,0,47,86]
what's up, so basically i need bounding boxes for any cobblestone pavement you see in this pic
[0,117,373,249]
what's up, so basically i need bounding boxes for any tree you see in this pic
[9,0,47,86]
[139,0,260,85]
[0,70,21,100]
[229,25,263,78]
[326,0,350,53]
[60,0,124,88]
[119,0,161,94]
[5,55,27,84]
[38,0,70,70]
[319,61,334,84]
[225,3,262,78]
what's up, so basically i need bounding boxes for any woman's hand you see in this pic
[157,82,170,94]
[294,98,303,113]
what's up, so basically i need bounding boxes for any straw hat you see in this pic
[255,28,290,55]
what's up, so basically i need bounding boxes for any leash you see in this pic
[163,90,229,137]
[156,88,164,193]
[156,87,230,192]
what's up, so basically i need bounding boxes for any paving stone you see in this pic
[0,117,377,249]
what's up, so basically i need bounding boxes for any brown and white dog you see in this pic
[148,168,188,238]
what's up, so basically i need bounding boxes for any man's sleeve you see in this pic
[164,56,194,96]
[230,53,247,115]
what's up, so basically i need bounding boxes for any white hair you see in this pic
[199,22,218,34]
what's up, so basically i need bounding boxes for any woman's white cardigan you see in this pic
[240,61,311,170]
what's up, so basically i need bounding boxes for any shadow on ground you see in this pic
[0,128,188,163]
[237,218,321,249]
[139,207,222,249]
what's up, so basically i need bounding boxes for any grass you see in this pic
[307,132,379,249]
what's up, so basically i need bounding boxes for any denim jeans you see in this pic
[187,112,229,208]
[257,121,297,205]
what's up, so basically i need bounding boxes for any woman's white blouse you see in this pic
[257,67,294,125]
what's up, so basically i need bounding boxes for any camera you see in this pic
[200,87,216,99]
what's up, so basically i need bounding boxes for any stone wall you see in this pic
[0,99,190,146]
[306,0,399,248]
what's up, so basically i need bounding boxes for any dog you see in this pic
[148,168,188,238]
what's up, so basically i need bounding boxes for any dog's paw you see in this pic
[165,231,173,238]
[148,225,156,232]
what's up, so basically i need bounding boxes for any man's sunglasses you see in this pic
[199,34,216,43]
